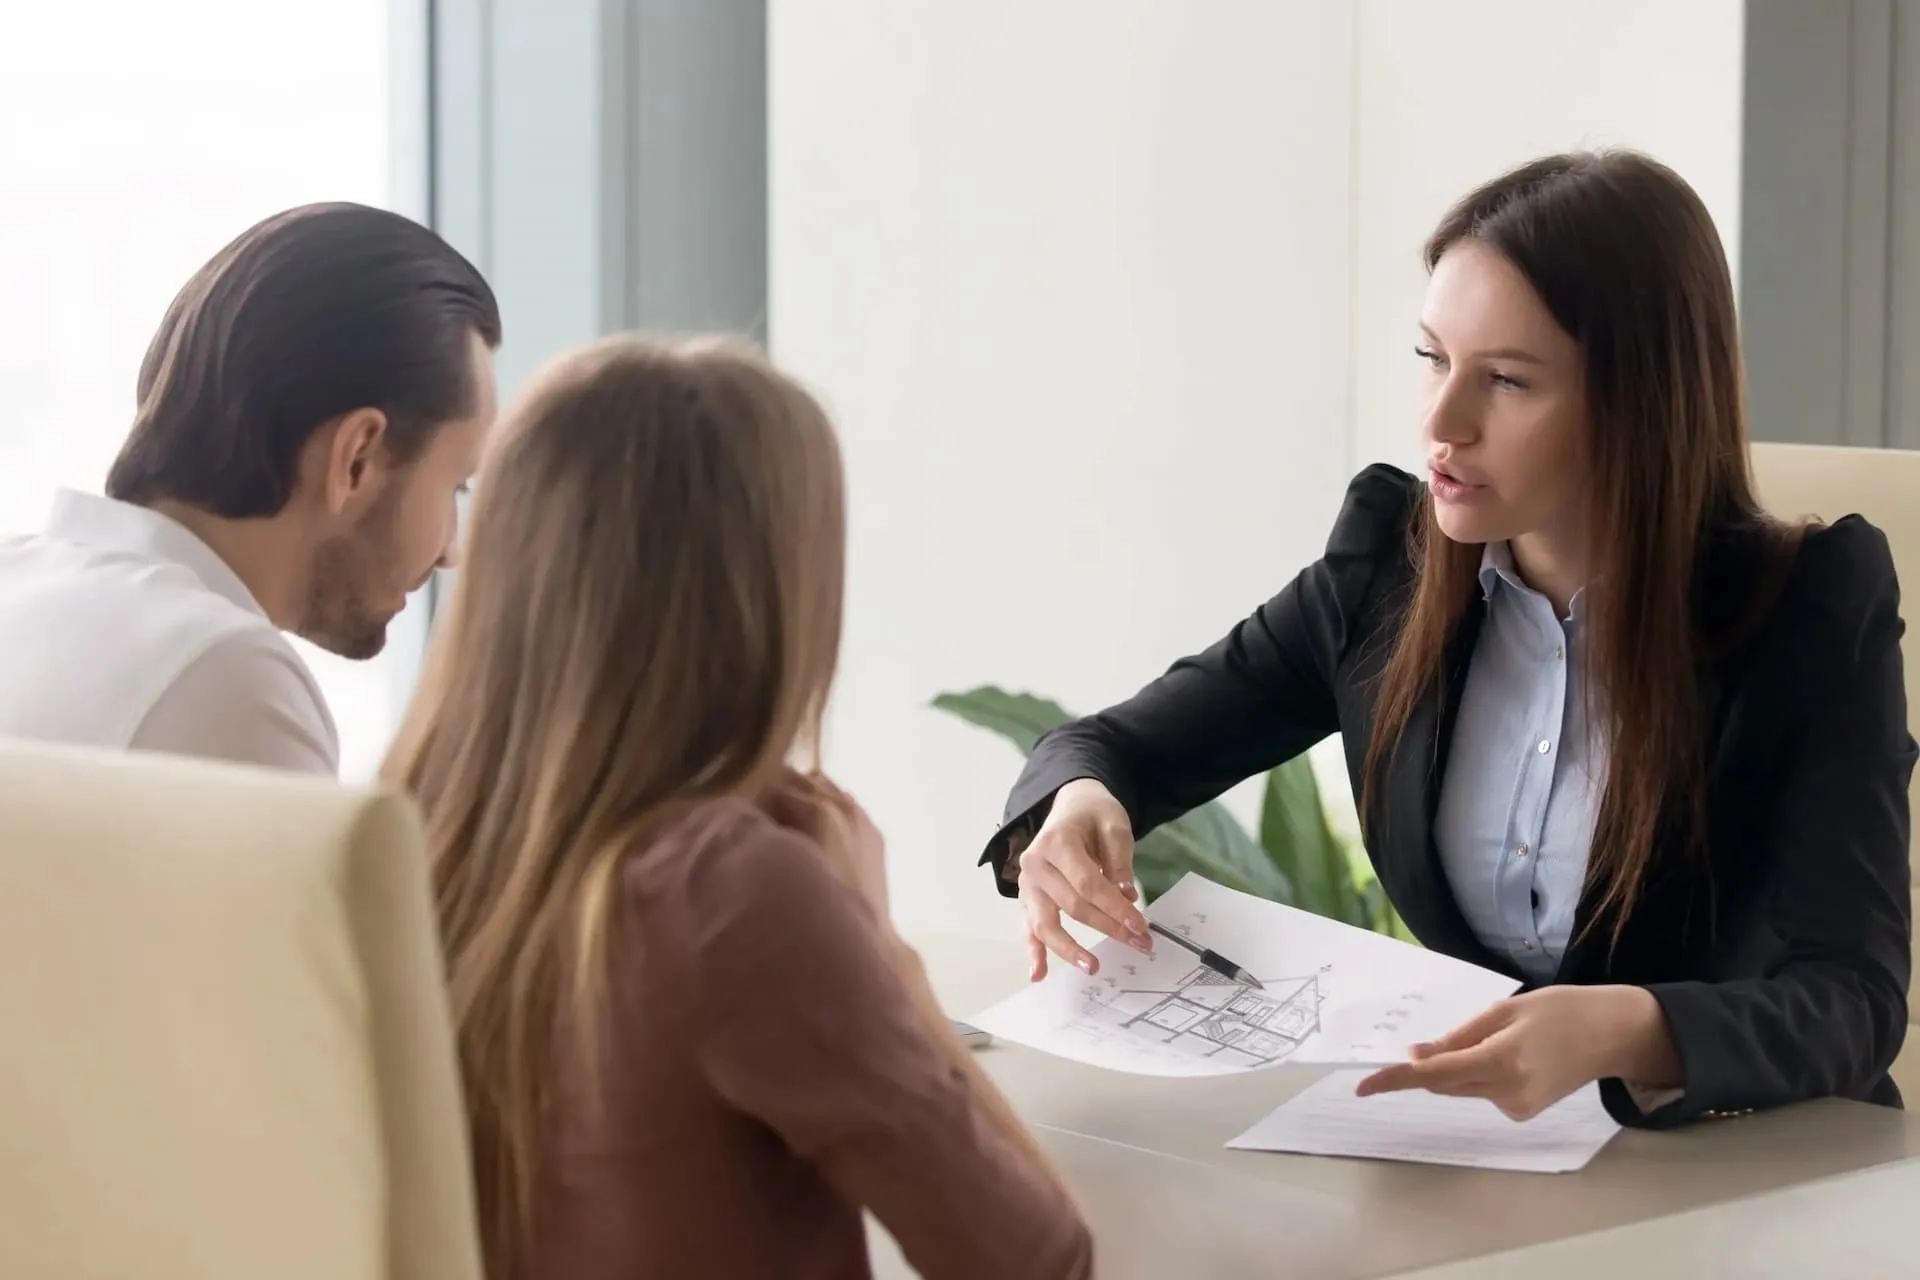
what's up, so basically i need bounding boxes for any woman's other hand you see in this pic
[764,770,890,922]
[1353,984,1681,1119]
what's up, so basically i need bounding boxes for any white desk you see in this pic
[869,931,1920,1279]
[1399,1157,1920,1278]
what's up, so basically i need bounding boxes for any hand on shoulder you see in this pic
[760,769,891,924]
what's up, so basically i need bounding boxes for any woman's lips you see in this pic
[1428,467,1486,503]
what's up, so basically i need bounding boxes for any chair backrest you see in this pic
[0,741,482,1280]
[1749,442,1920,1098]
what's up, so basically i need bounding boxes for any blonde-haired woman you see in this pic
[384,335,1093,1280]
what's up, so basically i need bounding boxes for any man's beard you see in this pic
[299,492,400,660]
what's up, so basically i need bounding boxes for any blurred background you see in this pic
[1,0,1913,936]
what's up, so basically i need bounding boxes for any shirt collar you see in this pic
[45,489,268,620]
[1478,540,1584,623]
[1477,540,1522,600]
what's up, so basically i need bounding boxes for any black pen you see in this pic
[1146,921,1264,989]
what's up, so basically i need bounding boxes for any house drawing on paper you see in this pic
[1083,964,1325,1068]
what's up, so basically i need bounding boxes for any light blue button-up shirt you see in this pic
[1434,542,1604,985]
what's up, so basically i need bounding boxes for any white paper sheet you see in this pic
[969,873,1519,1076]
[1227,1069,1621,1173]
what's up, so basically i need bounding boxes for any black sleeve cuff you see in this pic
[1598,982,1753,1129]
[977,802,1041,899]
[976,760,1137,899]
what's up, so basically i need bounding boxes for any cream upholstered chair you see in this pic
[1749,441,1920,1101]
[0,741,481,1280]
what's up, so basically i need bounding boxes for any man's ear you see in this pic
[322,408,390,516]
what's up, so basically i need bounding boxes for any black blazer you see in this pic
[980,464,1915,1128]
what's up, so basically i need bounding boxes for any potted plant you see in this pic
[932,686,1413,941]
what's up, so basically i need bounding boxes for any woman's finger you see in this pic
[1091,817,1140,900]
[1024,926,1048,983]
[1353,1064,1419,1096]
[1410,1040,1511,1090]
[1357,1038,1507,1096]
[1024,860,1137,949]
[1023,893,1100,975]
[1053,853,1151,949]
[1025,847,1144,947]
[1414,999,1518,1057]
[763,771,834,830]
[1355,1062,1499,1098]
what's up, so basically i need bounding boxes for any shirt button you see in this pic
[1555,644,1565,661]
[1522,940,1535,950]
[1516,842,1530,858]
[1537,739,1551,755]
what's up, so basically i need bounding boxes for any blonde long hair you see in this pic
[382,334,846,1272]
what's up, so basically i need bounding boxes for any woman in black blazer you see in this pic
[980,150,1915,1130]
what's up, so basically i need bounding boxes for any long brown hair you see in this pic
[382,334,846,1272]
[1363,150,1793,942]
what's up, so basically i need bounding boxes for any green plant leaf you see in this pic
[929,687,1074,756]
[1360,876,1390,933]
[1259,756,1368,927]
[1135,801,1294,905]
[931,687,1292,906]
[1358,875,1419,943]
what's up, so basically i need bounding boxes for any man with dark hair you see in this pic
[0,202,501,774]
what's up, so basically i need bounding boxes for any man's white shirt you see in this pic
[0,490,340,775]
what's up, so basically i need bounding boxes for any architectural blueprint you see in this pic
[970,873,1520,1077]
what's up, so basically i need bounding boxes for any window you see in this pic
[0,0,402,779]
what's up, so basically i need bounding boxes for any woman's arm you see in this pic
[980,465,1418,896]
[661,816,1094,1280]
[882,935,1075,1183]
[1608,522,1915,1127]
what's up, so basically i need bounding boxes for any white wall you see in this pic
[770,0,1358,938]
[1349,0,1747,470]
[769,1,1749,941]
